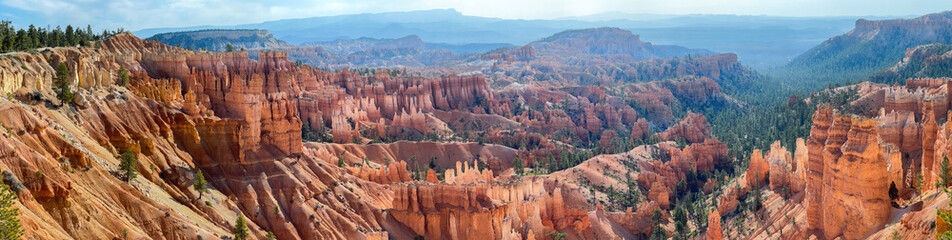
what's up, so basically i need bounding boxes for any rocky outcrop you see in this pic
[150,29,299,52]
[746,149,768,189]
[792,11,952,80]
[0,30,756,240]
[685,138,728,173]
[805,107,893,240]
[390,175,591,240]
[630,118,650,140]
[348,161,412,184]
[707,209,722,240]
[656,112,712,144]
[0,33,508,240]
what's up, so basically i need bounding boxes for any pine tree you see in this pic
[939,156,952,188]
[118,150,138,182]
[64,25,74,46]
[512,157,524,175]
[53,62,73,104]
[0,182,22,240]
[674,206,688,238]
[193,169,208,199]
[232,215,249,240]
[117,66,129,86]
[226,43,235,52]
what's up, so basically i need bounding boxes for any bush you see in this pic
[116,66,129,86]
[546,231,567,240]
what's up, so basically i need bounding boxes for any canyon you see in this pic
[0,30,748,239]
[2,9,952,240]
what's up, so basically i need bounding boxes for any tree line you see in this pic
[0,20,124,53]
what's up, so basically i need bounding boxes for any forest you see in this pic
[0,21,123,53]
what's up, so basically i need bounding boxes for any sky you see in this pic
[1,0,951,31]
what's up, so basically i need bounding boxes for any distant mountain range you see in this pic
[149,29,296,52]
[527,27,712,61]
[871,43,952,83]
[134,9,900,68]
[788,11,952,80]
[302,35,512,54]
[147,27,714,73]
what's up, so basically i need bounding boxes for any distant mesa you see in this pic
[529,27,713,61]
[149,29,297,52]
[788,10,952,79]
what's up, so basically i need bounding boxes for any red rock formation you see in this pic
[922,101,939,190]
[606,202,662,236]
[598,130,618,151]
[648,181,671,210]
[656,112,712,144]
[348,161,413,184]
[765,141,792,192]
[630,118,650,140]
[685,138,728,173]
[806,107,893,240]
[390,176,592,240]
[0,31,752,240]
[805,106,832,233]
[746,149,768,189]
[707,209,722,240]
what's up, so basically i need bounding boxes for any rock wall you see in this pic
[389,173,591,240]
[656,112,712,143]
[804,107,895,239]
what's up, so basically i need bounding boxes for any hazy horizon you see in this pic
[1,0,949,31]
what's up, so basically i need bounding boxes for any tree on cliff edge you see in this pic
[53,62,73,105]
[0,182,22,240]
[513,157,524,175]
[226,43,235,52]
[232,215,249,240]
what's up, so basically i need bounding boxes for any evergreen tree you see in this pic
[232,215,249,240]
[0,181,22,240]
[673,206,688,238]
[117,66,129,86]
[193,169,208,199]
[512,157,524,175]
[649,225,668,240]
[118,150,138,182]
[226,43,235,52]
[65,25,74,45]
[939,156,952,188]
[53,62,74,104]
